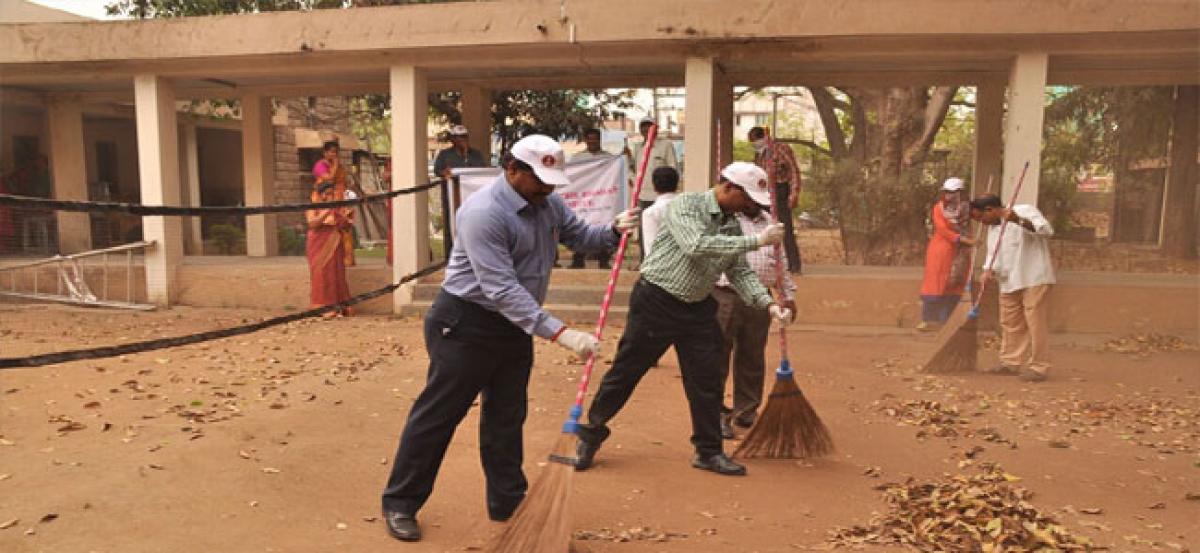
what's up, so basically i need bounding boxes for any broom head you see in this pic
[487,432,576,553]
[734,361,834,459]
[921,301,979,373]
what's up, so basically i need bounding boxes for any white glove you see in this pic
[613,208,641,234]
[755,223,785,246]
[555,329,601,357]
[768,304,792,323]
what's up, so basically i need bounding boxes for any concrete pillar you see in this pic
[390,65,432,314]
[47,97,91,253]
[241,94,277,257]
[1002,53,1048,205]
[683,56,717,193]
[714,76,734,171]
[180,122,204,255]
[973,82,1005,196]
[133,75,184,306]
[460,85,492,162]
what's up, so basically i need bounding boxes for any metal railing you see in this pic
[0,241,155,310]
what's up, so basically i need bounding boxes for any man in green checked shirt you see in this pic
[575,162,792,476]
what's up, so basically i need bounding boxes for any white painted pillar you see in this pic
[47,96,91,253]
[241,94,277,257]
[973,81,1005,196]
[683,56,718,193]
[133,75,184,306]
[390,65,432,314]
[1002,53,1048,205]
[460,85,492,162]
[180,122,204,255]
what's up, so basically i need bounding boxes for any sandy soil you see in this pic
[0,303,1197,552]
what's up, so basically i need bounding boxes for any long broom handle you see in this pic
[763,130,791,366]
[563,124,659,430]
[959,174,995,300]
[970,161,1029,313]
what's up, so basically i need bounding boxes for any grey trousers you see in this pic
[713,287,772,425]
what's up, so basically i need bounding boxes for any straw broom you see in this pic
[923,162,1029,373]
[734,130,833,460]
[487,125,659,553]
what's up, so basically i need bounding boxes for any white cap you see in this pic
[720,162,772,206]
[638,116,655,126]
[448,124,469,137]
[942,177,965,192]
[511,134,570,186]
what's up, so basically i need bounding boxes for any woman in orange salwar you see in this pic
[306,182,353,317]
[918,178,976,331]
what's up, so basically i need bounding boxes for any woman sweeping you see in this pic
[306,182,353,318]
[918,178,976,331]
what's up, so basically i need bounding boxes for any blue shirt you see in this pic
[442,175,619,339]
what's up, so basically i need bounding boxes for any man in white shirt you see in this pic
[625,117,679,261]
[569,128,616,269]
[714,204,798,438]
[972,194,1056,382]
[639,167,680,258]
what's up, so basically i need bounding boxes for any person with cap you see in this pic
[715,200,798,438]
[970,194,1056,382]
[574,161,792,477]
[918,177,976,331]
[380,134,641,543]
[624,117,679,262]
[433,124,488,181]
[749,126,803,274]
[569,128,616,269]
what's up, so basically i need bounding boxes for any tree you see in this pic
[799,86,959,265]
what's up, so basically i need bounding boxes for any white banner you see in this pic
[452,155,629,226]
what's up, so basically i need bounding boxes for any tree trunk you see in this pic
[1161,85,1199,258]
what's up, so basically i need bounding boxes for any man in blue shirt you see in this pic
[381,134,640,543]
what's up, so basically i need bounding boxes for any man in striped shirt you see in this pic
[575,162,792,476]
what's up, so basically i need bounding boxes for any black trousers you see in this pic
[713,287,772,425]
[381,290,533,519]
[579,279,726,457]
[775,182,802,274]
[571,249,613,267]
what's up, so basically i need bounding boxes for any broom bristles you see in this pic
[734,376,834,459]
[921,302,979,374]
[487,433,576,553]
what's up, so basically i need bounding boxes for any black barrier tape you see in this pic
[0,181,440,216]
[0,261,446,369]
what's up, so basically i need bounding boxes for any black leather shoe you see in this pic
[383,511,421,542]
[574,439,600,471]
[720,415,735,440]
[691,453,747,476]
[734,415,756,429]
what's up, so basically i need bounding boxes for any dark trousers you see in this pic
[775,182,802,274]
[571,249,613,267]
[921,295,961,323]
[713,287,771,426]
[381,290,533,519]
[579,279,726,457]
[636,199,654,263]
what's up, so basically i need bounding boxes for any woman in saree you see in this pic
[918,178,976,331]
[306,182,353,317]
[312,141,357,267]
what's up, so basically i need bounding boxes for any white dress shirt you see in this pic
[983,204,1056,294]
[716,212,797,300]
[570,149,613,162]
[640,192,677,257]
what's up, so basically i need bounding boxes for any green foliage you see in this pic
[277,225,306,256]
[732,140,755,162]
[209,224,246,255]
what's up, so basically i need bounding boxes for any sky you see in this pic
[28,0,118,20]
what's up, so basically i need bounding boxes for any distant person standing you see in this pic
[971,194,1056,383]
[918,178,976,331]
[433,124,488,181]
[639,167,680,258]
[312,141,356,267]
[625,117,678,261]
[749,126,802,274]
[569,128,616,269]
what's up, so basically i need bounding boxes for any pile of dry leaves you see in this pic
[1098,334,1197,357]
[880,399,968,439]
[573,526,688,543]
[826,464,1099,551]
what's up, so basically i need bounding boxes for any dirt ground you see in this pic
[0,303,1197,552]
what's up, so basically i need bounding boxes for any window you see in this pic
[754,114,770,126]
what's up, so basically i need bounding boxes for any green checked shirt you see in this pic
[640,190,774,308]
